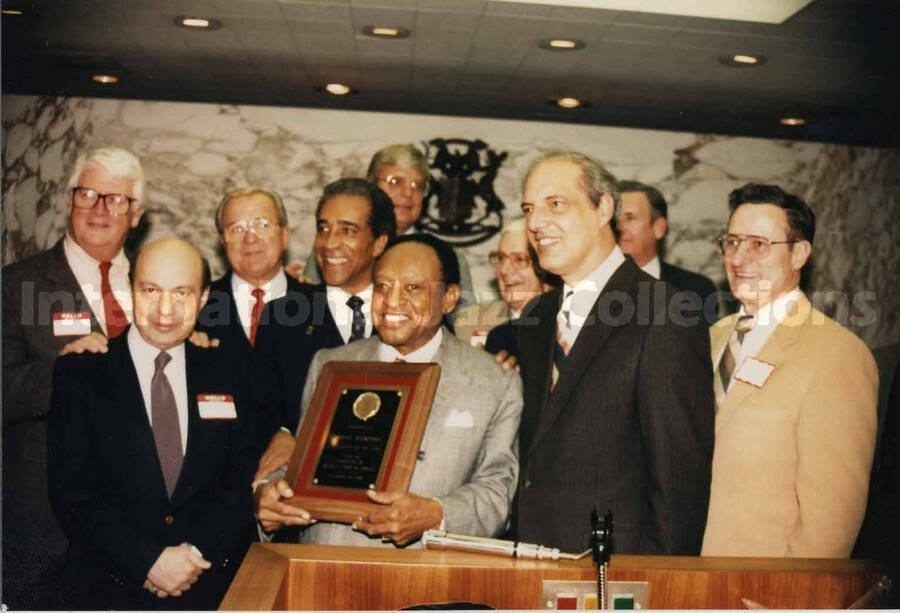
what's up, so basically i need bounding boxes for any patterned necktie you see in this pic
[249,287,265,345]
[347,295,365,342]
[99,261,128,338]
[552,290,575,389]
[717,314,755,392]
[151,351,183,499]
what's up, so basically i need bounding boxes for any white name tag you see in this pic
[53,311,92,336]
[734,357,775,388]
[470,329,488,347]
[197,394,237,419]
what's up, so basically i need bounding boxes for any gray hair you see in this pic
[215,187,288,234]
[523,150,621,218]
[366,143,429,188]
[67,147,145,203]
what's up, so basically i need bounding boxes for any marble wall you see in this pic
[3,95,898,348]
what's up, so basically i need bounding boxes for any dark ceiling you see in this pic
[3,0,899,147]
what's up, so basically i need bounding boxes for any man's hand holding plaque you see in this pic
[352,490,443,546]
[254,479,317,533]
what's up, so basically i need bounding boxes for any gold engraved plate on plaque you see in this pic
[352,391,381,421]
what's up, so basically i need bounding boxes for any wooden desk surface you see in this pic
[220,543,883,610]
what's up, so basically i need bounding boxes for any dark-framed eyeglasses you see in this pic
[489,251,531,269]
[717,233,797,258]
[377,174,426,194]
[71,187,137,216]
[223,217,281,243]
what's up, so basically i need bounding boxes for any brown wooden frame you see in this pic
[284,361,441,524]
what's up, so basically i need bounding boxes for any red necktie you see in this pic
[249,288,265,345]
[99,261,128,338]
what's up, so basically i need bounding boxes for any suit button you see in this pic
[164,515,174,525]
[524,479,531,488]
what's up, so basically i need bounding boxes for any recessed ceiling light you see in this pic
[324,83,352,96]
[733,54,759,64]
[780,117,806,126]
[539,38,585,51]
[719,53,766,68]
[92,74,118,84]
[362,25,410,39]
[556,97,582,109]
[175,16,222,30]
[2,9,24,15]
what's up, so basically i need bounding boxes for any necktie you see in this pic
[249,287,265,345]
[99,261,128,338]
[716,314,755,394]
[151,351,183,499]
[552,290,575,389]
[347,295,365,342]
[555,290,575,356]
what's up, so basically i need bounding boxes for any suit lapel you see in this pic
[718,294,809,428]
[172,343,203,504]
[314,285,346,345]
[113,335,171,500]
[44,238,103,332]
[525,261,638,456]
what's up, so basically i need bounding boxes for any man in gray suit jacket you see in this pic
[2,147,146,608]
[255,234,522,547]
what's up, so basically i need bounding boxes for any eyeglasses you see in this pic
[71,187,137,216]
[489,251,531,269]
[717,233,797,258]
[377,174,426,194]
[223,217,281,242]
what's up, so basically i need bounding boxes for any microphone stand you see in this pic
[591,509,613,610]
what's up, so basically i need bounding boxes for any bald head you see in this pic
[133,238,210,350]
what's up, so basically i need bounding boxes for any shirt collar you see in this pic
[640,255,661,280]
[563,245,626,323]
[739,287,801,327]
[326,284,374,306]
[127,324,186,367]
[377,327,443,363]
[64,232,129,269]
[231,268,288,299]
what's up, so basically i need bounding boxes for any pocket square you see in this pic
[444,409,474,428]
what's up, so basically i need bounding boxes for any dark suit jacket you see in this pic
[194,271,307,361]
[47,333,257,610]
[660,261,719,326]
[515,257,714,555]
[2,238,102,605]
[252,283,345,443]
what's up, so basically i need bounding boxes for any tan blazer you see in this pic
[453,300,512,347]
[701,292,878,558]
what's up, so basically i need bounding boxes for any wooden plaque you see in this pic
[284,361,441,524]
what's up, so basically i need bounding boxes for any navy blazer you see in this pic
[252,283,345,443]
[195,271,308,360]
[48,332,257,610]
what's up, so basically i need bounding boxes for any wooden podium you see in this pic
[220,543,883,610]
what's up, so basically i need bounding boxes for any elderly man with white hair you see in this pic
[3,146,146,608]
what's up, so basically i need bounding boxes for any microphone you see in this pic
[422,530,590,561]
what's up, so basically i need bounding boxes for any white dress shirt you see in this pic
[558,245,626,347]
[730,288,801,389]
[640,255,662,280]
[326,285,374,343]
[377,327,443,363]
[231,269,288,341]
[63,233,132,335]
[127,326,189,453]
